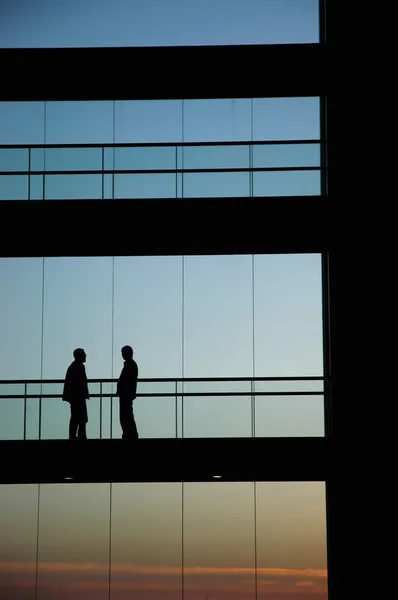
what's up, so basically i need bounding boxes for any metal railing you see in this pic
[0,376,327,440]
[0,139,324,200]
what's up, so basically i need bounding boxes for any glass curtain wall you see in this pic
[0,481,328,600]
[0,254,324,439]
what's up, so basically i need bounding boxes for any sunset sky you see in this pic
[0,3,326,600]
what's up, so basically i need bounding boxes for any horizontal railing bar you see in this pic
[0,166,323,176]
[0,376,326,384]
[0,392,324,399]
[0,139,323,149]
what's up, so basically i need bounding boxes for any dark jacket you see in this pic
[62,361,89,403]
[116,359,138,399]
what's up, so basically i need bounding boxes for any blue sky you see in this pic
[0,0,319,48]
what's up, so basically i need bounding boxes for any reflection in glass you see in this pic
[184,482,255,600]
[0,484,39,599]
[256,482,328,599]
[37,484,110,600]
[111,483,182,599]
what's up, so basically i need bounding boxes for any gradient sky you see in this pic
[0,3,327,599]
[0,0,319,48]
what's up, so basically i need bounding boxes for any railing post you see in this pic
[251,379,255,438]
[110,387,113,439]
[23,383,27,440]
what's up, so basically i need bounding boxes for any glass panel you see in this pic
[184,255,253,377]
[44,174,102,199]
[42,258,113,439]
[114,100,182,143]
[30,174,44,199]
[45,101,113,144]
[0,258,43,380]
[113,257,182,379]
[113,145,176,171]
[0,484,39,599]
[1,1,319,47]
[45,147,103,172]
[254,379,324,393]
[253,143,320,168]
[111,483,182,598]
[253,170,321,196]
[182,171,249,197]
[256,482,328,599]
[114,173,176,198]
[0,101,45,144]
[253,97,320,141]
[254,394,324,437]
[182,144,249,170]
[40,397,70,439]
[0,398,24,440]
[31,147,45,171]
[183,99,251,142]
[184,482,255,599]
[37,483,110,600]
[183,395,252,437]
[0,174,28,199]
[183,380,251,395]
[253,254,323,377]
[26,397,40,440]
[0,148,29,171]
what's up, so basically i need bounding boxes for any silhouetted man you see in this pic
[62,348,89,440]
[116,345,138,440]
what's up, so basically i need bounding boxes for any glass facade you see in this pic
[0,254,324,440]
[0,481,328,600]
[0,98,321,200]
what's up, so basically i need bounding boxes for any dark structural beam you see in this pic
[0,196,327,257]
[0,44,325,101]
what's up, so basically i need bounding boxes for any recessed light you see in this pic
[212,475,222,479]
[65,476,74,481]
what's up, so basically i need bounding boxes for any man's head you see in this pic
[121,345,133,360]
[73,348,86,363]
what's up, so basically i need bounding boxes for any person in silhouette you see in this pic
[62,348,89,440]
[116,345,139,440]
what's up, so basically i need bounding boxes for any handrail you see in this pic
[0,139,323,149]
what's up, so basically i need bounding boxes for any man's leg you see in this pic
[77,423,87,440]
[130,407,139,439]
[69,417,78,439]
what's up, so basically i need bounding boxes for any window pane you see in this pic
[0,148,29,171]
[0,101,45,144]
[253,143,320,168]
[184,482,255,599]
[113,146,176,171]
[111,483,182,599]
[114,173,176,198]
[254,394,325,437]
[0,175,28,199]
[44,174,102,199]
[0,258,43,380]
[183,171,249,197]
[45,101,113,144]
[45,147,102,172]
[254,254,323,377]
[0,484,39,599]
[183,99,251,142]
[115,100,182,143]
[253,98,320,141]
[184,255,253,378]
[183,144,249,169]
[253,170,320,196]
[37,484,110,600]
[2,1,319,47]
[256,482,328,599]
